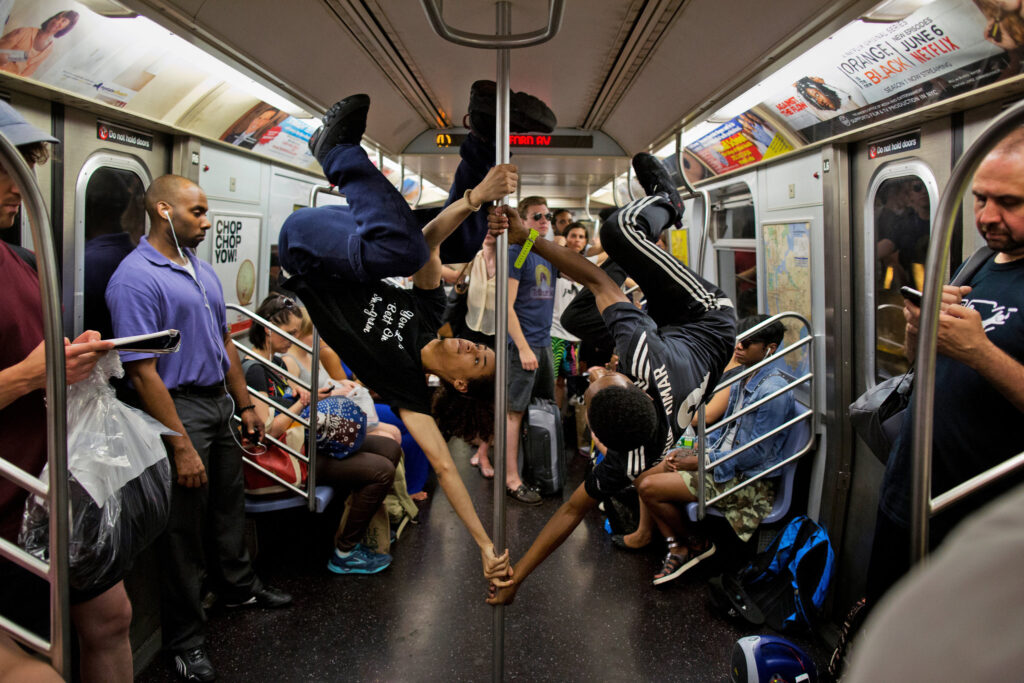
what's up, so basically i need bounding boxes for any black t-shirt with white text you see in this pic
[285,274,445,414]
[881,256,1024,527]
[584,301,733,498]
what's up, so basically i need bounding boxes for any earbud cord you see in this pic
[165,210,265,456]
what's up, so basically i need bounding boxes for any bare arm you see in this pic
[505,277,538,371]
[224,334,264,446]
[126,358,207,488]
[487,482,598,605]
[0,332,113,411]
[413,165,518,290]
[488,206,628,315]
[398,408,512,584]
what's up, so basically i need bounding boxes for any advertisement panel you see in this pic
[208,212,261,331]
[761,0,1015,142]
[687,112,794,175]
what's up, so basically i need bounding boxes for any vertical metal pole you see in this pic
[307,330,320,511]
[0,132,70,676]
[492,3,511,680]
[696,407,707,519]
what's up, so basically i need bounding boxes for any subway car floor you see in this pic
[137,440,828,682]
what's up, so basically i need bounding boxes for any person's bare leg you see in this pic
[0,634,61,683]
[70,581,133,683]
[506,410,526,490]
[369,422,401,444]
[622,497,655,548]
[637,473,696,553]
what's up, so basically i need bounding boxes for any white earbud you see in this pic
[162,210,170,219]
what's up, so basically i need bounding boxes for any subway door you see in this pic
[61,106,169,336]
[840,118,952,607]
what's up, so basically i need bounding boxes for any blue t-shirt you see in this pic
[508,244,557,348]
[880,256,1024,527]
[84,232,136,340]
[105,236,231,389]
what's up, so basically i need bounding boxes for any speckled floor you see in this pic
[136,441,828,682]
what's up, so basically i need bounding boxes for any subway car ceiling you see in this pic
[6,0,1022,205]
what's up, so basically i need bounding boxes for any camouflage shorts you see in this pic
[679,470,775,542]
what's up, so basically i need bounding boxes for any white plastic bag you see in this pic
[20,352,174,591]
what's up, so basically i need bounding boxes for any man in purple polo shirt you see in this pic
[106,174,291,683]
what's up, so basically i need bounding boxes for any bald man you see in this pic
[106,175,290,682]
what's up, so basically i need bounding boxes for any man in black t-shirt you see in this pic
[486,154,736,605]
[865,128,1024,607]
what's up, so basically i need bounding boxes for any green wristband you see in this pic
[514,228,540,268]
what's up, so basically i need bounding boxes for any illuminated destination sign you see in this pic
[434,133,593,149]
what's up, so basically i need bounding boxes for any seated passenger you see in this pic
[281,306,402,444]
[486,153,736,605]
[637,315,794,585]
[277,84,552,582]
[244,295,402,575]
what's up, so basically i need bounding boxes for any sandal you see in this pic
[652,539,716,586]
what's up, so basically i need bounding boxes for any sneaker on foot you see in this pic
[173,646,216,682]
[631,152,685,226]
[327,543,392,575]
[506,483,542,505]
[468,80,556,134]
[308,93,370,166]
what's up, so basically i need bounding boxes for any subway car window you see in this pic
[710,183,757,319]
[874,175,931,381]
[84,168,146,242]
[82,167,147,338]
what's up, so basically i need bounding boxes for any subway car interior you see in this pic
[2,0,1024,680]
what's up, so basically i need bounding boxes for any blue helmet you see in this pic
[731,635,817,683]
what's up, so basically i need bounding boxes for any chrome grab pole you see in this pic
[910,98,1024,563]
[492,6,511,680]
[0,131,70,675]
[307,330,320,512]
[421,0,564,48]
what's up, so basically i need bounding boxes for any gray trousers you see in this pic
[158,394,260,652]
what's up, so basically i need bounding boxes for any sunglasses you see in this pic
[530,212,554,222]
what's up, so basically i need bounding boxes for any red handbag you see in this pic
[243,443,307,495]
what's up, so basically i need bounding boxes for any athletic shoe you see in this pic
[224,585,293,609]
[327,544,392,575]
[308,93,370,166]
[173,646,216,682]
[468,80,556,133]
[651,542,716,586]
[506,483,542,505]
[631,152,685,226]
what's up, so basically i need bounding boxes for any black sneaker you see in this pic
[468,80,556,133]
[173,646,216,682]
[632,152,685,226]
[224,585,292,609]
[308,93,370,166]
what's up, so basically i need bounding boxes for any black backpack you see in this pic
[709,515,835,631]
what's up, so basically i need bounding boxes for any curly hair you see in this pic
[795,77,841,111]
[432,376,495,443]
[588,384,658,451]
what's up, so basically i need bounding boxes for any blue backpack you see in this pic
[710,515,835,631]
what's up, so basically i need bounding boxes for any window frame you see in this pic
[862,160,939,386]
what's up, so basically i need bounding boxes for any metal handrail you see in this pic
[696,189,712,274]
[694,311,815,519]
[0,131,70,673]
[911,98,1024,562]
[309,184,344,208]
[226,304,321,511]
[420,0,565,48]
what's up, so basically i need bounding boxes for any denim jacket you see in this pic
[706,365,794,483]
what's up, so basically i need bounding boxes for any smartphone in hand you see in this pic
[900,286,923,307]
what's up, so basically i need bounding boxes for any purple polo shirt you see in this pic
[105,236,230,389]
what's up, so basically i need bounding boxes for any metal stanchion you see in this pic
[491,5,511,680]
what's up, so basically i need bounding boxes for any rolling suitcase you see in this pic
[519,398,566,495]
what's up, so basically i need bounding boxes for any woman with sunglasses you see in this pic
[245,295,403,575]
